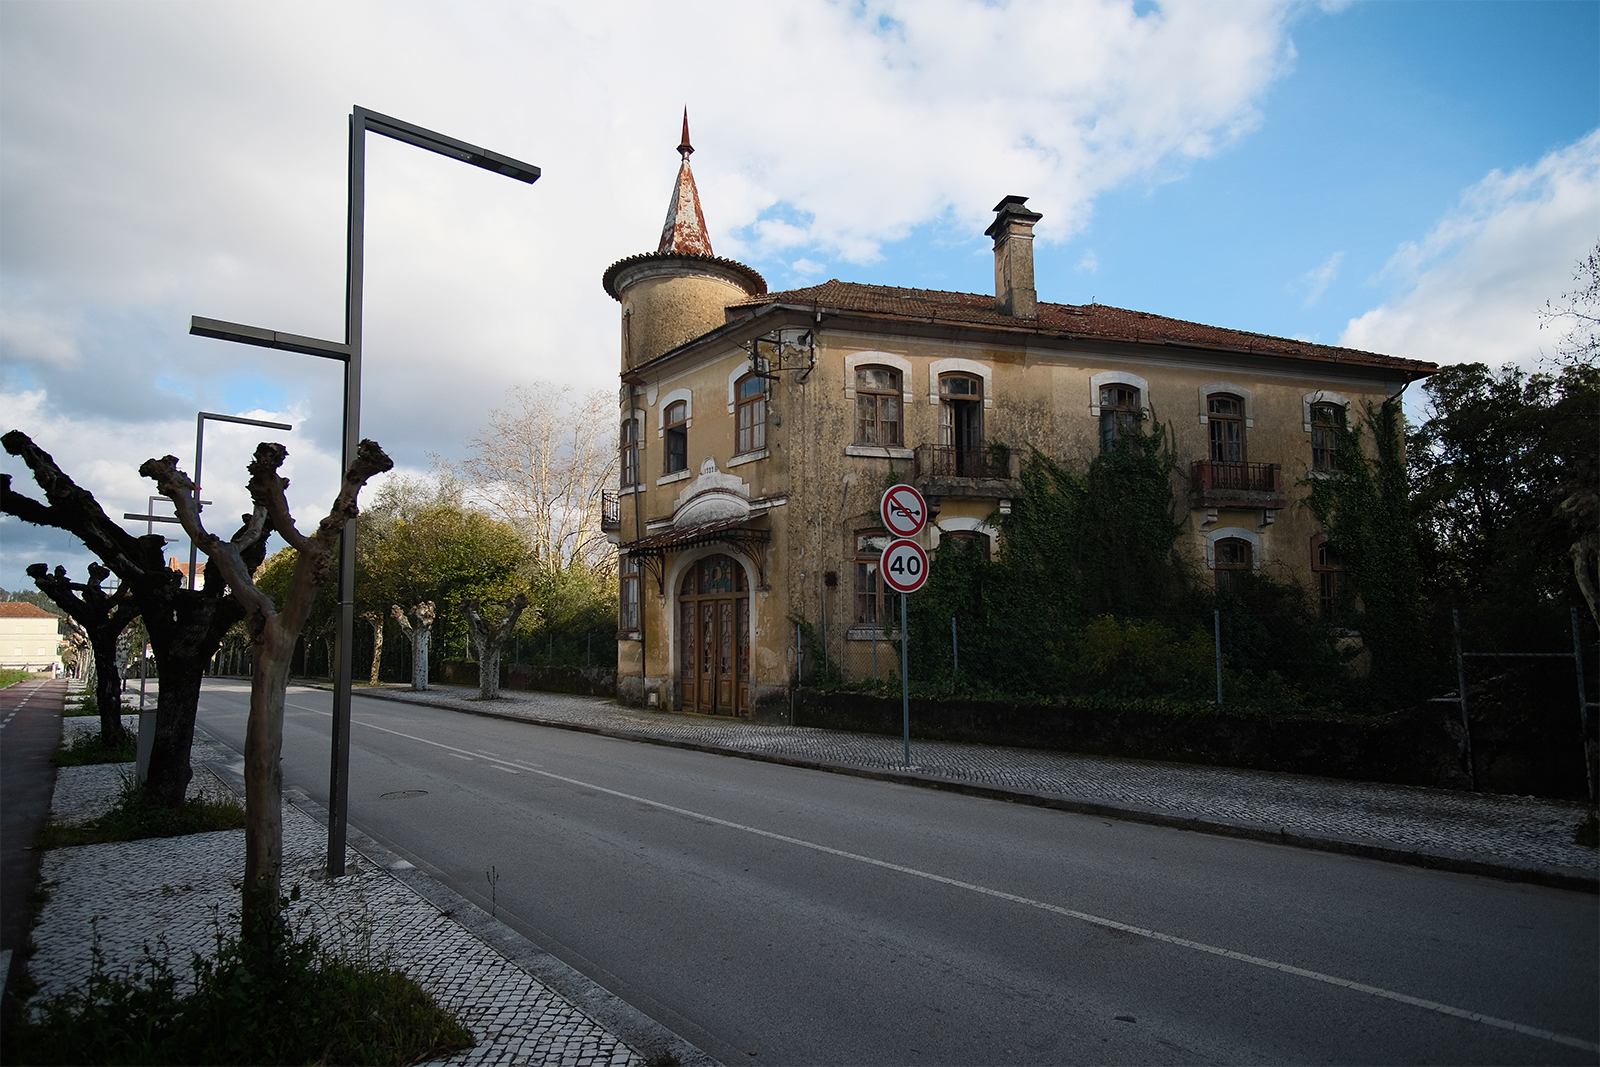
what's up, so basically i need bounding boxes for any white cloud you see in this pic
[0,0,1301,588]
[1297,251,1342,307]
[1341,129,1600,368]
[1077,250,1100,273]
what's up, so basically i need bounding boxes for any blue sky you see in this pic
[2,0,1597,591]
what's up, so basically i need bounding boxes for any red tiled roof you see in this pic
[0,602,60,619]
[731,279,1435,375]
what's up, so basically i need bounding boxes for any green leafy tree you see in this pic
[1408,362,1598,640]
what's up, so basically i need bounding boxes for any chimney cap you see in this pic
[985,194,1042,238]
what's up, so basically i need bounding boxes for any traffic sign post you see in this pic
[878,489,930,768]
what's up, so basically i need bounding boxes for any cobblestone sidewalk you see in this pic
[336,681,1599,882]
[24,709,670,1067]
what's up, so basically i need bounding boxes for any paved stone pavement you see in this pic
[22,699,704,1067]
[341,681,1599,886]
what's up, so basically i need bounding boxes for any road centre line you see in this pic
[306,706,1597,1054]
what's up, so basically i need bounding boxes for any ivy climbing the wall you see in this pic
[1306,396,1428,703]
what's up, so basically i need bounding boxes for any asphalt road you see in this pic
[194,680,1599,1066]
[1,678,63,958]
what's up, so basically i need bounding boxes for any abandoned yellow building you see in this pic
[603,121,1437,716]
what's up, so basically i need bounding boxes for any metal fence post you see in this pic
[1453,609,1476,791]
[951,616,958,674]
[1573,607,1594,803]
[1213,609,1222,705]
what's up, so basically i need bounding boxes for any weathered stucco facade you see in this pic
[604,127,1435,718]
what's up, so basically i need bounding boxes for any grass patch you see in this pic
[4,921,474,1065]
[37,778,245,850]
[63,692,139,717]
[52,729,138,767]
[0,667,40,689]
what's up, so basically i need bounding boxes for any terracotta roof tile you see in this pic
[0,602,61,619]
[732,279,1434,375]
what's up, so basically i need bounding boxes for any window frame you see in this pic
[619,555,640,634]
[1207,392,1247,464]
[854,365,904,447]
[1310,402,1345,472]
[620,414,640,488]
[663,399,688,474]
[735,373,767,456]
[1099,384,1143,452]
[852,531,894,633]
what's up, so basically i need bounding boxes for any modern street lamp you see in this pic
[188,413,294,590]
[189,106,539,877]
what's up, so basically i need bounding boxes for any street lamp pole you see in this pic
[188,413,293,590]
[190,106,539,877]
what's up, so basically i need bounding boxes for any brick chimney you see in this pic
[984,195,1043,319]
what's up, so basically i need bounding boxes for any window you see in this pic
[619,555,640,632]
[664,400,688,474]
[939,373,984,474]
[1208,394,1245,463]
[1099,385,1142,451]
[1312,536,1343,617]
[1214,537,1252,594]
[620,416,639,487]
[854,532,894,629]
[1311,403,1345,472]
[735,374,766,455]
[855,366,902,446]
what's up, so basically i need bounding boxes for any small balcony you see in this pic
[600,489,621,533]
[913,444,1016,498]
[1190,461,1286,510]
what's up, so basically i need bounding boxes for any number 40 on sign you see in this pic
[881,538,928,594]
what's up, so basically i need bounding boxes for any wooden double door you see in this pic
[678,554,750,717]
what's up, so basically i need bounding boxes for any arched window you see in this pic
[1208,393,1246,464]
[663,400,688,474]
[1310,403,1345,471]
[854,531,894,629]
[939,373,984,475]
[1213,537,1252,594]
[1099,385,1142,451]
[735,374,766,455]
[855,366,902,446]
[1311,535,1343,616]
[620,416,639,488]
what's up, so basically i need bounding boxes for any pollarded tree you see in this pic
[464,594,530,699]
[2,431,265,806]
[26,562,139,744]
[392,602,435,690]
[142,439,393,948]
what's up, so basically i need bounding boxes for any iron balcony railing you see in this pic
[914,444,1010,480]
[600,489,621,532]
[1191,460,1283,495]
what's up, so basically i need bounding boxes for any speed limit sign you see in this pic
[880,537,929,594]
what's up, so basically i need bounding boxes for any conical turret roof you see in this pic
[657,109,713,256]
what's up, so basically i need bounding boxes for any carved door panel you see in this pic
[679,601,696,709]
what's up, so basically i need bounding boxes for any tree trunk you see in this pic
[91,640,126,747]
[466,595,527,701]
[368,618,385,685]
[241,622,293,950]
[412,628,430,689]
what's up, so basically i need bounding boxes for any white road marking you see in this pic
[312,708,1596,1055]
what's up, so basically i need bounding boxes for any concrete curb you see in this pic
[200,731,719,1067]
[324,683,1600,895]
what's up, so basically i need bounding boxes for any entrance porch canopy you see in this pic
[622,517,771,593]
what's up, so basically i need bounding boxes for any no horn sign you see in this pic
[881,538,929,594]
[880,485,928,538]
